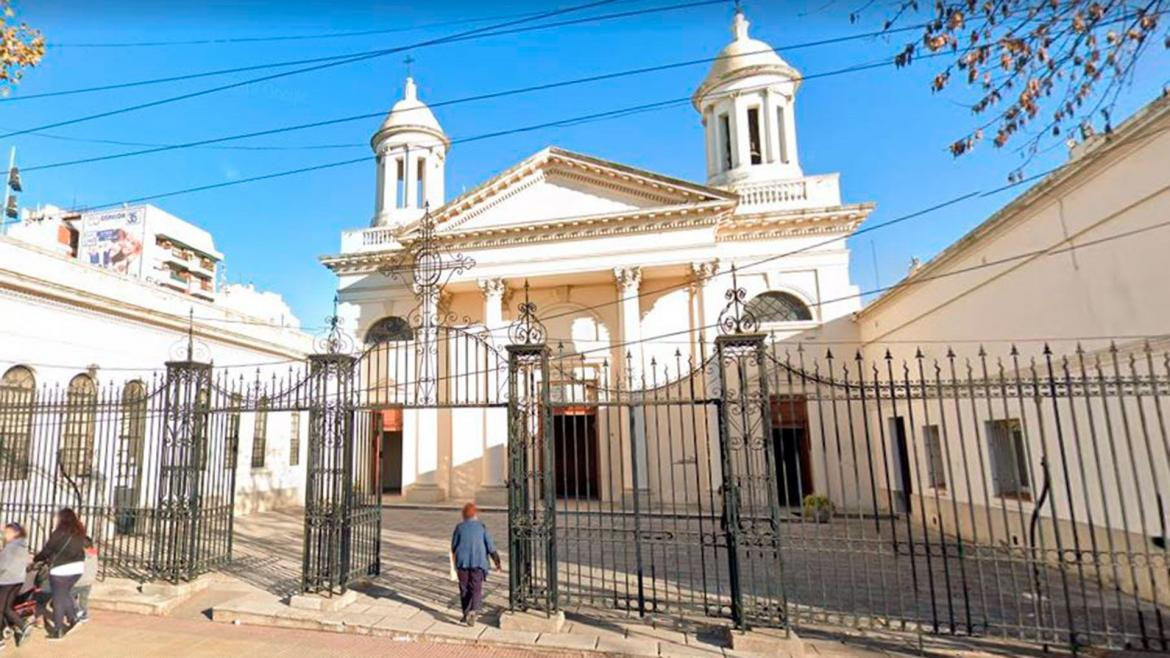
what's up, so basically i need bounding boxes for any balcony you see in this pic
[340,226,401,254]
[733,173,841,213]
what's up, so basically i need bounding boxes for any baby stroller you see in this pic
[11,569,52,631]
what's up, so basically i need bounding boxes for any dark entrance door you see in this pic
[376,409,403,494]
[771,395,812,506]
[552,412,599,499]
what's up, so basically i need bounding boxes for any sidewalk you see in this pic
[6,608,558,658]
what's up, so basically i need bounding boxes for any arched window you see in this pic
[119,380,148,479]
[1,366,36,480]
[746,291,813,323]
[365,316,414,344]
[61,373,97,477]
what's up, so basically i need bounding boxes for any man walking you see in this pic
[450,503,500,626]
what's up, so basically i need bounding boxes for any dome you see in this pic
[371,77,449,149]
[693,11,800,107]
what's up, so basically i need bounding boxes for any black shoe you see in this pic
[46,629,64,643]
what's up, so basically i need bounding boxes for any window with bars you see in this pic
[60,374,97,477]
[922,424,947,489]
[745,291,813,323]
[251,398,269,469]
[987,418,1031,499]
[118,380,147,482]
[0,366,35,480]
[226,393,242,471]
[289,412,301,467]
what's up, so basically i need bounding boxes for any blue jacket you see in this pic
[451,519,497,572]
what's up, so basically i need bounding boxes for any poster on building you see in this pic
[79,207,146,278]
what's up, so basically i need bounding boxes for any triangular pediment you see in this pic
[429,147,735,235]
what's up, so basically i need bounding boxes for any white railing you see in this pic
[734,173,841,211]
[340,227,400,253]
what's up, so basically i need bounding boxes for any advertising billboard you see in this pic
[79,207,146,278]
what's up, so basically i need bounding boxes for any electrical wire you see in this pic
[48,9,544,48]
[0,0,625,138]
[21,48,912,172]
[3,11,913,106]
[40,55,913,209]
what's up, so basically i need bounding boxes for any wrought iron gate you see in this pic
[0,357,237,582]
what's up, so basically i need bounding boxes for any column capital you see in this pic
[690,259,720,284]
[477,277,507,299]
[613,266,642,291]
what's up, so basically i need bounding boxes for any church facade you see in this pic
[323,10,872,505]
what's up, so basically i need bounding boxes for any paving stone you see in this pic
[536,632,601,651]
[624,624,689,644]
[369,613,436,636]
[570,622,628,640]
[423,620,487,641]
[477,626,540,647]
[658,639,725,657]
[596,635,661,656]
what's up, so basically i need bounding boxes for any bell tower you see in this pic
[371,76,449,228]
[693,9,802,188]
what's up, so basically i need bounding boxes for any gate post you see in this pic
[303,352,357,594]
[505,342,557,613]
[713,329,786,630]
[504,281,556,614]
[155,358,212,583]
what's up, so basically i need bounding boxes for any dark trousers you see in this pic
[456,568,486,616]
[48,574,79,632]
[0,583,22,632]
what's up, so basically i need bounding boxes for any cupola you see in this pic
[371,77,450,227]
[693,9,803,188]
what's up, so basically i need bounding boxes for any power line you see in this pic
[22,45,915,172]
[48,10,544,48]
[37,56,912,207]
[2,12,912,107]
[0,0,625,138]
[0,0,742,138]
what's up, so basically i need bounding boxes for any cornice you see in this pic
[716,203,872,241]
[0,271,308,361]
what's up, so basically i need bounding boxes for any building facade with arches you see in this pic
[324,8,871,505]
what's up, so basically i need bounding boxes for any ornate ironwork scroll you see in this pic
[508,280,546,345]
[717,265,759,335]
[378,207,476,404]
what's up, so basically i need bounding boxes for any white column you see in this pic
[614,266,643,380]
[614,266,649,506]
[732,93,749,170]
[762,89,776,164]
[378,150,397,222]
[476,278,508,505]
[691,260,722,499]
[690,260,720,344]
[374,153,386,221]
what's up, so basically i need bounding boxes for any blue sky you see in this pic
[5,0,1169,332]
